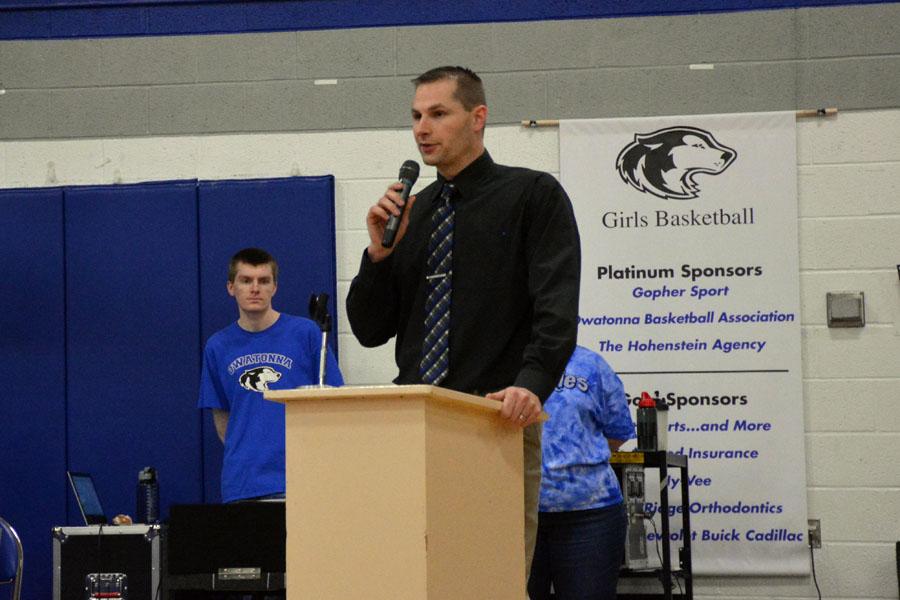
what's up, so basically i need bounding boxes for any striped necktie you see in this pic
[420,183,456,385]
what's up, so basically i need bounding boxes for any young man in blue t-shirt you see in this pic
[199,247,343,503]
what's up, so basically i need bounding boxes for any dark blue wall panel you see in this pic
[0,188,66,600]
[0,0,891,39]
[0,10,50,39]
[49,6,146,38]
[0,176,336,593]
[64,181,202,522]
[197,175,336,502]
[151,2,248,35]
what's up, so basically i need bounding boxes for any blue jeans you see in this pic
[527,503,627,600]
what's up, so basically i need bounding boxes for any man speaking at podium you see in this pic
[346,66,581,573]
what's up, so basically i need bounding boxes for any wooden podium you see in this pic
[265,384,525,599]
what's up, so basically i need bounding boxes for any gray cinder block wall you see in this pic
[1,3,899,139]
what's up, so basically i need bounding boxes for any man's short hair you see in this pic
[412,66,486,110]
[228,247,278,283]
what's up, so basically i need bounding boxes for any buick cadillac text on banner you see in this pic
[560,112,808,575]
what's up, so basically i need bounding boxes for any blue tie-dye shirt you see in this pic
[539,346,636,512]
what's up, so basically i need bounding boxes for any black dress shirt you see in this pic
[346,151,580,402]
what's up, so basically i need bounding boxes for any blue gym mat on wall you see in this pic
[0,187,66,600]
[0,175,336,599]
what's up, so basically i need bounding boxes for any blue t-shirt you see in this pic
[539,346,635,512]
[199,313,343,503]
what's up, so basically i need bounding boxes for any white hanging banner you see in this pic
[560,112,808,575]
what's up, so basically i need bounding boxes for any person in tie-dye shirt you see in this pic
[528,346,636,600]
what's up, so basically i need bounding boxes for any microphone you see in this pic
[308,293,331,333]
[381,160,420,248]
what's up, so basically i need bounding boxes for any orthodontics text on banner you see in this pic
[560,112,808,575]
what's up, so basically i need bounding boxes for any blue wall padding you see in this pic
[0,175,336,594]
[0,188,67,600]
[0,0,892,40]
[64,181,203,522]
[197,175,337,502]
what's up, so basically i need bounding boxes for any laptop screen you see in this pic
[67,471,107,525]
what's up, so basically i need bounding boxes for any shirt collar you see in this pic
[436,150,494,201]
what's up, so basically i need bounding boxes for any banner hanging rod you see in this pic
[520,108,838,128]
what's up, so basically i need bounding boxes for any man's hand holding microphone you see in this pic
[367,160,420,262]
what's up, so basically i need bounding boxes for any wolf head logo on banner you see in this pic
[616,126,737,200]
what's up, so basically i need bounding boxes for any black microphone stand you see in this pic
[309,293,332,387]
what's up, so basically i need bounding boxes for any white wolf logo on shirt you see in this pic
[616,126,737,200]
[239,366,282,392]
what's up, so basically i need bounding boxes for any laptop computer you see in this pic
[67,471,108,525]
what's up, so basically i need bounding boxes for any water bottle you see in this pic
[136,467,159,524]
[636,391,658,451]
[655,396,669,450]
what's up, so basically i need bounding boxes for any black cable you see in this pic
[624,511,662,573]
[96,522,105,580]
[640,514,684,600]
[645,516,665,571]
[673,570,685,597]
[809,543,822,600]
[152,524,162,600]
[644,516,679,595]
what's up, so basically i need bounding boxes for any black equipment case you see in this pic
[52,524,162,600]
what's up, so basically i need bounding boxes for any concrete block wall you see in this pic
[2,4,900,139]
[1,3,898,599]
